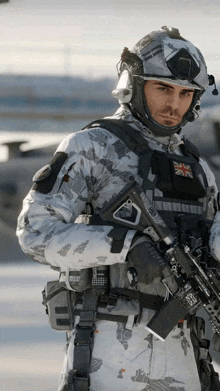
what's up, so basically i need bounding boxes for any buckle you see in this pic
[74,325,95,345]
[73,375,90,391]
[80,310,95,323]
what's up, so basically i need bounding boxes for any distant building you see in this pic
[0,74,118,120]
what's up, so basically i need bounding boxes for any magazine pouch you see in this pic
[42,280,75,331]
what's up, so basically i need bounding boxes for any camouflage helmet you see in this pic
[112,26,217,136]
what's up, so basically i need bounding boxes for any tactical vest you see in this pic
[84,118,215,238]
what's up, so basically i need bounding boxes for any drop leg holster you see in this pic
[66,287,99,391]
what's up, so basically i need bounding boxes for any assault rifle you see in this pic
[100,181,220,341]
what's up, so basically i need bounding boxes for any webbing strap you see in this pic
[109,288,165,310]
[71,289,98,391]
[83,118,151,157]
[72,377,89,391]
[84,119,154,190]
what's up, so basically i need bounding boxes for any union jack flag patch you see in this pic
[173,161,193,178]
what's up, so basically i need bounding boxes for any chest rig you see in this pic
[86,118,213,237]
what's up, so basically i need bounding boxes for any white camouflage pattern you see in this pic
[17,104,220,391]
[59,312,200,391]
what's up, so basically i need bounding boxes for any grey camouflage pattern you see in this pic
[89,357,103,373]
[117,368,125,379]
[131,369,185,390]
[172,330,191,356]
[57,244,71,257]
[144,334,153,349]
[116,322,132,350]
[73,240,89,255]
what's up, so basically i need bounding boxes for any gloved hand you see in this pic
[126,235,165,284]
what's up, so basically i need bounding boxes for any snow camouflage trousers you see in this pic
[58,309,203,391]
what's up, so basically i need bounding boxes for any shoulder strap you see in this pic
[84,119,200,160]
[83,118,151,157]
[180,137,200,160]
[84,118,153,190]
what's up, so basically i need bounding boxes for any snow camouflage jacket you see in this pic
[17,105,220,391]
[17,105,219,272]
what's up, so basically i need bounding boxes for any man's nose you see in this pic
[166,93,180,111]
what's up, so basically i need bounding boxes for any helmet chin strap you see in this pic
[128,81,184,137]
[143,116,182,137]
[127,79,204,137]
[131,107,182,137]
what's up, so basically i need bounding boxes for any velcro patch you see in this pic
[32,152,68,194]
[173,161,193,178]
[32,164,52,182]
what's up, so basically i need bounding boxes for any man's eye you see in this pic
[182,91,193,97]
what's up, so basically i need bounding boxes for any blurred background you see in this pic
[1,0,220,390]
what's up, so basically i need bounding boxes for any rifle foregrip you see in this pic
[146,297,189,341]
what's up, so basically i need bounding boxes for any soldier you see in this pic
[17,26,220,390]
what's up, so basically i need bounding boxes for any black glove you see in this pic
[127,235,165,284]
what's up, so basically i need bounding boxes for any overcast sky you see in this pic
[1,0,220,82]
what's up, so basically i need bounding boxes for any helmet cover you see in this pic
[132,27,209,90]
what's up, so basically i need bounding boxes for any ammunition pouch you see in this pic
[42,280,75,331]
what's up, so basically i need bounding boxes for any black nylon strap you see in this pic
[72,288,98,390]
[109,288,165,310]
[83,118,151,157]
[180,137,200,160]
[107,227,128,253]
[74,288,165,317]
[67,370,89,391]
[84,119,155,193]
[138,151,154,191]
[73,309,136,324]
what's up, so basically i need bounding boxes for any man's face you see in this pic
[144,80,194,127]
